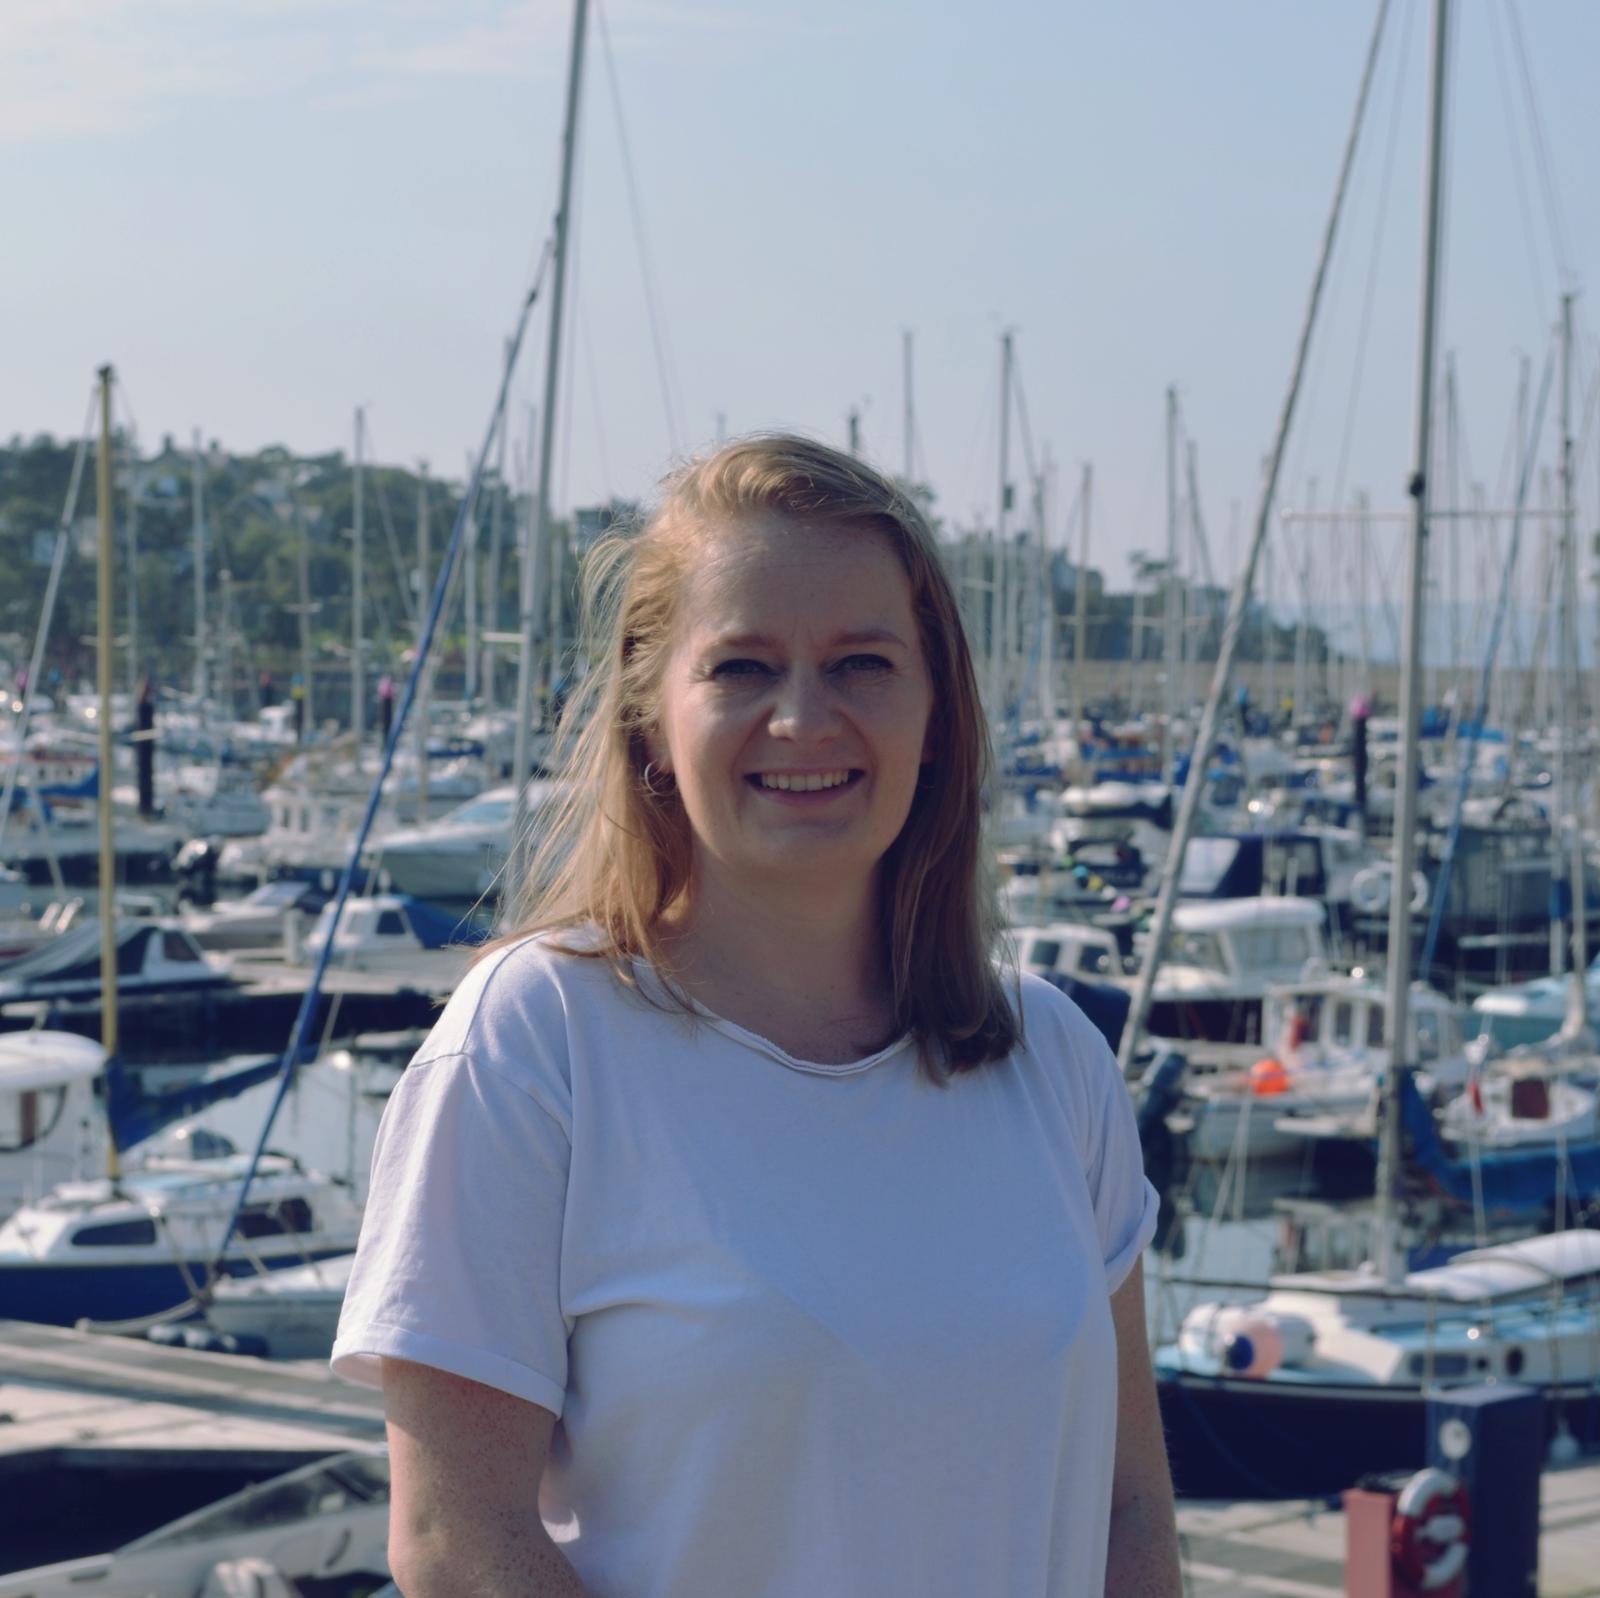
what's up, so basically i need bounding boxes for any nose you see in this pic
[767,667,842,742]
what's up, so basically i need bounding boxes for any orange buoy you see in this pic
[1249,1056,1291,1096]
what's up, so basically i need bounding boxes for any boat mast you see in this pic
[95,366,120,1181]
[483,338,512,710]
[352,407,366,750]
[191,428,208,707]
[294,481,315,739]
[125,427,140,698]
[416,462,431,816]
[1164,385,1179,777]
[1070,462,1092,776]
[995,331,1014,720]
[512,0,588,854]
[1558,290,1590,1039]
[1117,0,1395,1072]
[1375,0,1451,1285]
[1035,456,1055,729]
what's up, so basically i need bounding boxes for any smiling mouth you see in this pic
[747,769,863,793]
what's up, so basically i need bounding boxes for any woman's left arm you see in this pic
[1104,1267,1182,1597]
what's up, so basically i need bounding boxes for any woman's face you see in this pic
[649,516,934,900]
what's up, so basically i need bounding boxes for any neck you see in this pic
[661,862,887,1019]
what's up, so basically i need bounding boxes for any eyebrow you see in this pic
[706,628,911,651]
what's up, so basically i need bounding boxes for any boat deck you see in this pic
[1177,1456,1600,1596]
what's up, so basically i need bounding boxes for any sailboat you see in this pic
[1145,0,1600,1496]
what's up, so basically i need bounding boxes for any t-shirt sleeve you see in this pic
[1077,1016,1159,1292]
[330,1048,573,1415]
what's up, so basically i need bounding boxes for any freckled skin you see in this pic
[649,517,934,901]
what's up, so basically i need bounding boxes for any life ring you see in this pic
[1351,865,1430,915]
[1391,1466,1470,1592]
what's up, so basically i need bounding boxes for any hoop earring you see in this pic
[642,760,674,796]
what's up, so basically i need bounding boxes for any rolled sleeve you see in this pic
[331,1050,573,1415]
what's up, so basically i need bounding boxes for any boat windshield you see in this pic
[123,1456,390,1551]
[1168,930,1226,972]
[443,796,515,828]
[243,881,308,909]
[1473,1011,1558,1054]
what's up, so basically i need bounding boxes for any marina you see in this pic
[8,0,1600,1588]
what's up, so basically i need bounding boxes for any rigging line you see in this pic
[595,0,684,458]
[958,358,999,531]
[1482,0,1553,322]
[360,429,422,635]
[581,304,616,502]
[557,110,589,525]
[1503,0,1577,289]
[1328,0,1415,514]
[1118,0,1395,1069]
[1419,339,1555,976]
[0,386,98,858]
[1008,348,1040,490]
[197,247,556,1296]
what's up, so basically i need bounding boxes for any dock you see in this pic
[0,1317,385,1462]
[0,1319,387,1571]
[1178,1458,1600,1596]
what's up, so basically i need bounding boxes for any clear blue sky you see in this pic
[6,0,1598,646]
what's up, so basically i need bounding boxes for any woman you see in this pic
[332,435,1181,1596]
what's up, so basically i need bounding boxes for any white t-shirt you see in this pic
[332,936,1158,1597]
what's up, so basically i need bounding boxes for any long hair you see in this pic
[491,433,1018,1079]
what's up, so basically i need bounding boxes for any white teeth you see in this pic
[758,770,851,791]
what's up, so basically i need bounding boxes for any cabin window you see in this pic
[117,929,153,977]
[1367,1007,1386,1048]
[161,932,203,965]
[1407,1351,1468,1378]
[375,910,407,938]
[1169,931,1226,971]
[236,1197,314,1238]
[0,1087,65,1152]
[73,1217,158,1247]
[1505,1347,1525,1376]
[1028,940,1061,971]
[1081,946,1112,976]
[1331,1003,1353,1046]
[1413,1012,1443,1063]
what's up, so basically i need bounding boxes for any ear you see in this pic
[642,724,672,776]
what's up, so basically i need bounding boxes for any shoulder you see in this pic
[417,931,630,1089]
[1005,968,1129,1121]
[1012,967,1118,1061]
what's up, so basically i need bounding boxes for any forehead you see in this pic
[676,516,916,638]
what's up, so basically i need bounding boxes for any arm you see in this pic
[1104,1268,1182,1598]
[384,1358,592,1598]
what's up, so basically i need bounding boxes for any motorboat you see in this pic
[0,918,230,1016]
[1186,975,1472,1162]
[180,878,331,952]
[368,779,562,903]
[1471,959,1600,1053]
[1156,1230,1600,1497]
[0,1031,105,1218]
[0,1450,390,1595]
[206,1249,357,1358]
[0,1140,363,1325]
[1140,897,1328,1046]
[1437,1061,1599,1151]
[299,892,485,972]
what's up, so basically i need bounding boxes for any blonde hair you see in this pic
[493,433,1018,1078]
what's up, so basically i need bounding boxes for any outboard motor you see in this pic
[1136,1047,1190,1257]
[174,837,221,907]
